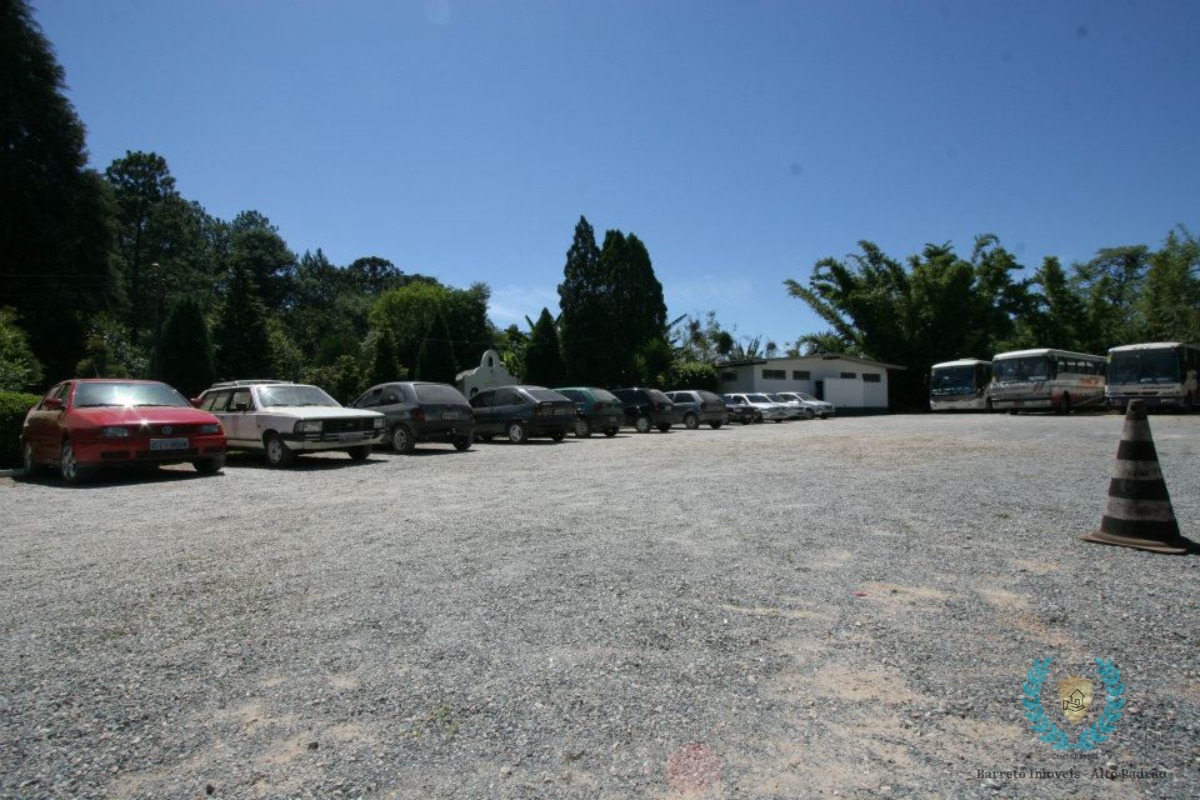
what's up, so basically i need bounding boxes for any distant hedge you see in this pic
[0,391,41,468]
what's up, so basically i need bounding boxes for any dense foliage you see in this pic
[0,390,40,467]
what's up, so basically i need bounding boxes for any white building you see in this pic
[716,354,903,413]
[456,349,517,399]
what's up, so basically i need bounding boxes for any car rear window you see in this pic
[526,389,566,402]
[414,384,466,404]
[591,389,618,403]
[698,391,722,403]
[647,390,671,404]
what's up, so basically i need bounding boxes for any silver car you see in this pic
[722,393,791,423]
[774,391,836,419]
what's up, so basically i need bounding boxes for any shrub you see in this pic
[666,361,720,392]
[0,391,41,468]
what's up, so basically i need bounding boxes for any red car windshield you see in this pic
[73,382,190,408]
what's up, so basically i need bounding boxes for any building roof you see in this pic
[718,353,907,371]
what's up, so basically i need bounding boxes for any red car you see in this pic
[20,379,228,483]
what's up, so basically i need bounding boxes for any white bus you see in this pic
[929,358,993,411]
[1106,342,1200,411]
[989,348,1106,413]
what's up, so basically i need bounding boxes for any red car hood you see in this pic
[69,406,221,426]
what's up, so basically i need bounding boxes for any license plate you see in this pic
[556,407,572,415]
[442,411,461,420]
[339,432,366,441]
[150,437,189,451]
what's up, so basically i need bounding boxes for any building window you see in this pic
[792,370,811,380]
[841,372,857,380]
[720,372,738,383]
[863,373,881,383]
[762,369,786,380]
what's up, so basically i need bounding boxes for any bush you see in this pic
[0,391,41,468]
[666,361,720,392]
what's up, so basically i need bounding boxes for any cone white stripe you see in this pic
[1118,422,1154,442]
[1110,460,1163,481]
[1102,497,1177,522]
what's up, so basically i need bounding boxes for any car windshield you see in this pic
[73,381,189,408]
[747,394,772,403]
[257,385,340,407]
[931,365,978,396]
[527,389,566,402]
[794,393,817,402]
[1109,350,1179,385]
[994,356,1051,383]
[768,394,791,403]
[414,383,467,404]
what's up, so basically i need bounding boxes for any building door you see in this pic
[815,380,825,401]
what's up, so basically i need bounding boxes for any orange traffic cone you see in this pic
[1082,400,1196,554]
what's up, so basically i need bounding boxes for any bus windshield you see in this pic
[931,365,978,396]
[1110,350,1179,384]
[994,356,1052,383]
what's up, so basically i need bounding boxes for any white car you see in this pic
[722,392,792,422]
[195,380,386,466]
[775,391,836,419]
[767,393,814,420]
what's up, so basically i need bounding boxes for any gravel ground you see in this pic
[1,412,1198,800]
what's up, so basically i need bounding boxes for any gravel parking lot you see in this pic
[2,413,1198,799]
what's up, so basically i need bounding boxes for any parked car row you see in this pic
[17,377,836,483]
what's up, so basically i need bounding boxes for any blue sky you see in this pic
[32,0,1200,352]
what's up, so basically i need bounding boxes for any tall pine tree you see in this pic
[1,0,116,381]
[558,216,609,385]
[213,262,272,380]
[524,308,565,387]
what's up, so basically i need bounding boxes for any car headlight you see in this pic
[100,426,129,438]
[296,420,322,434]
[199,423,222,435]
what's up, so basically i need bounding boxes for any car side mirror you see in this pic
[43,397,63,410]
[190,397,202,408]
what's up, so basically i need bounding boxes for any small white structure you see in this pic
[457,349,517,398]
[716,354,903,413]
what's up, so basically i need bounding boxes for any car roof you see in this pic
[208,379,290,388]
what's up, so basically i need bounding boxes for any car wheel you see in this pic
[21,440,43,478]
[683,412,699,430]
[59,441,93,484]
[347,445,371,461]
[193,455,225,475]
[657,422,672,433]
[575,418,592,438]
[507,421,528,444]
[634,415,652,433]
[604,427,618,437]
[709,422,723,429]
[264,433,294,467]
[550,431,566,442]
[803,409,815,420]
[453,434,473,451]
[391,425,415,454]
